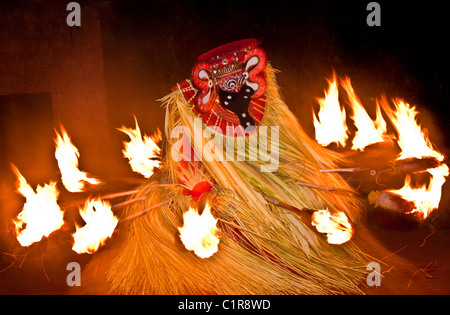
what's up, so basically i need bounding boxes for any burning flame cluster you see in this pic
[118,116,162,179]
[178,203,221,258]
[12,164,64,247]
[54,125,101,192]
[12,118,161,254]
[313,74,392,150]
[311,209,353,245]
[176,74,448,249]
[381,99,449,219]
[313,74,349,147]
[72,198,118,254]
[313,74,448,221]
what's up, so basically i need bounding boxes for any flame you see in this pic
[11,164,64,247]
[341,77,390,150]
[313,73,349,147]
[72,198,118,254]
[178,203,221,258]
[381,98,448,219]
[386,164,449,219]
[311,209,353,245]
[54,125,101,192]
[381,98,444,161]
[118,117,162,178]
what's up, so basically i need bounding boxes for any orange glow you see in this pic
[381,98,444,161]
[341,77,390,150]
[11,164,64,247]
[381,98,448,219]
[54,125,101,192]
[387,164,449,220]
[311,209,353,245]
[178,203,221,258]
[313,73,349,147]
[118,117,162,178]
[72,198,118,254]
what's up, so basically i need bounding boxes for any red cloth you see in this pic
[182,181,212,201]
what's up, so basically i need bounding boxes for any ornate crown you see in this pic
[191,38,267,113]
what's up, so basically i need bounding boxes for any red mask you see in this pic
[176,39,268,135]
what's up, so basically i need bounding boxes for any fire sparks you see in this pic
[118,117,162,178]
[11,164,64,247]
[178,203,221,258]
[341,77,390,151]
[54,125,101,192]
[313,74,348,147]
[311,209,353,245]
[380,98,448,219]
[72,198,118,254]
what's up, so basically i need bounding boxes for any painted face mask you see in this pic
[176,39,267,133]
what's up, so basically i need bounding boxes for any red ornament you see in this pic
[186,39,268,133]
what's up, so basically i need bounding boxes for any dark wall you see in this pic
[0,0,110,178]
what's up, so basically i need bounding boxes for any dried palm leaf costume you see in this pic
[108,39,369,294]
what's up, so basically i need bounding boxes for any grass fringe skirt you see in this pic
[108,66,371,294]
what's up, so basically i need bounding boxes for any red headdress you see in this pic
[176,38,267,134]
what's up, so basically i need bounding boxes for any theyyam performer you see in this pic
[108,38,369,294]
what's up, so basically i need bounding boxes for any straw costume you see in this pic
[108,39,369,294]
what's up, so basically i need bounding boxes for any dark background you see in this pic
[0,0,449,294]
[1,0,448,176]
[106,2,449,115]
[101,0,450,158]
